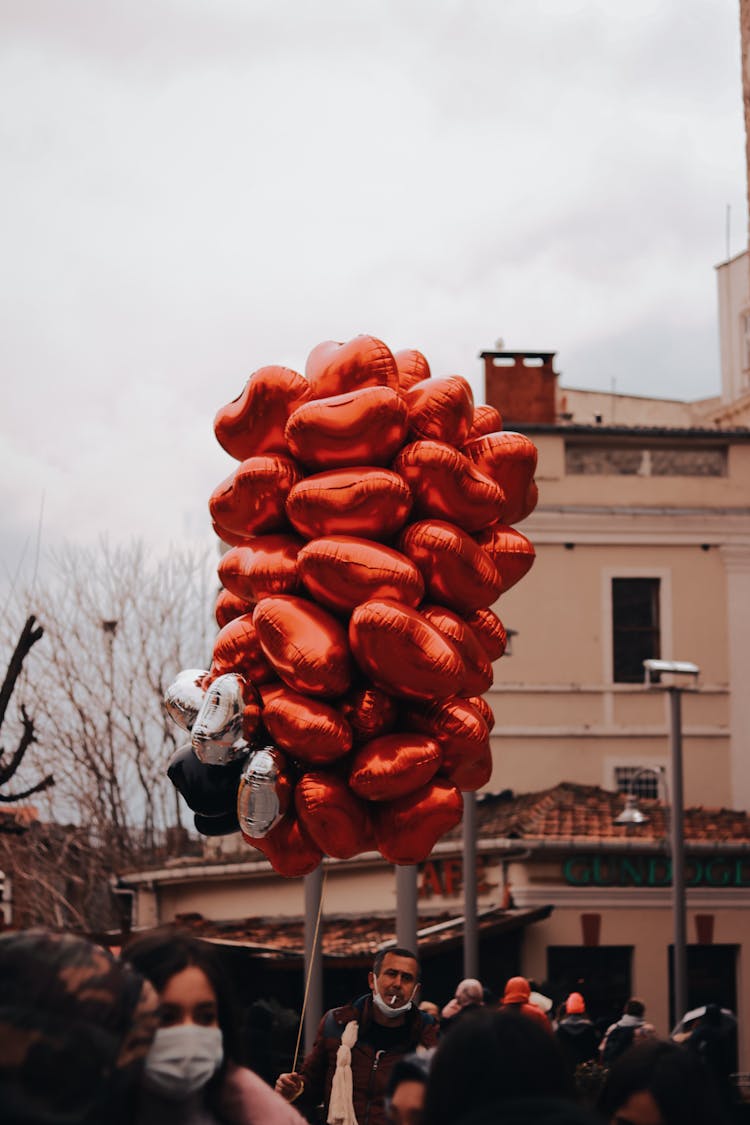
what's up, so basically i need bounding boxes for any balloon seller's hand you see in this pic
[275,1072,305,1102]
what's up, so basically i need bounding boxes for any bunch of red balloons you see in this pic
[164,335,537,876]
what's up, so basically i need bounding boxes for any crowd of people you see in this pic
[0,927,743,1125]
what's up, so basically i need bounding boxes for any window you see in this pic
[614,766,659,799]
[612,578,660,683]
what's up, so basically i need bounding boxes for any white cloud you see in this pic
[0,0,745,565]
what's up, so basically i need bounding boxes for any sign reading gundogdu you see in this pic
[563,854,750,888]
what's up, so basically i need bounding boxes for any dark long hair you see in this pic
[422,1008,574,1125]
[597,1038,725,1125]
[122,927,241,1065]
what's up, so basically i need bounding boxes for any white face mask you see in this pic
[372,976,419,1019]
[144,1024,224,1100]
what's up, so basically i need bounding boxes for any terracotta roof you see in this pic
[161,904,552,967]
[510,423,750,438]
[452,782,750,845]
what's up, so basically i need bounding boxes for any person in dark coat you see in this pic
[554,992,600,1070]
[0,928,159,1125]
[597,1038,728,1125]
[276,947,436,1125]
[421,1008,598,1125]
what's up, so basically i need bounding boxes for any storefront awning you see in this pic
[157,903,553,968]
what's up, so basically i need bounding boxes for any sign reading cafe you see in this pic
[563,854,750,888]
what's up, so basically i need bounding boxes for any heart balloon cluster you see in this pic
[164,335,537,876]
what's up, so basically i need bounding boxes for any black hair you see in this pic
[373,945,420,977]
[624,997,645,1018]
[422,1008,574,1125]
[386,1051,433,1098]
[122,927,241,1065]
[597,1038,724,1125]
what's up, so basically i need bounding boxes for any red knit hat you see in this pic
[566,991,586,1014]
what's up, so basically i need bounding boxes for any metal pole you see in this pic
[463,792,478,978]
[668,687,688,1026]
[303,867,323,1055]
[396,865,418,952]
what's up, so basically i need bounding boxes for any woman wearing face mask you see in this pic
[123,930,304,1125]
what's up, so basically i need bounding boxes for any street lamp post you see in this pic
[635,659,698,1025]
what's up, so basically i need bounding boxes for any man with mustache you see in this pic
[276,947,437,1125]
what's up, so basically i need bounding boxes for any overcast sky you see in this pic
[1,0,746,580]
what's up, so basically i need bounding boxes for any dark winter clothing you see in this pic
[297,993,437,1125]
[555,1014,600,1068]
[455,1094,601,1125]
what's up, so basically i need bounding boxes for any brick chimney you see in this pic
[482,350,559,425]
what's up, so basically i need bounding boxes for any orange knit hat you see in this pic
[502,976,531,1004]
[566,991,586,1014]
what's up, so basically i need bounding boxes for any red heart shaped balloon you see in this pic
[244,813,323,877]
[295,772,373,859]
[215,588,253,629]
[286,467,412,540]
[298,536,424,616]
[467,404,503,441]
[420,604,493,696]
[398,520,502,613]
[218,535,303,603]
[253,595,352,697]
[349,733,441,801]
[466,693,496,731]
[214,366,312,460]
[375,779,463,864]
[286,385,408,470]
[404,697,491,791]
[209,455,301,537]
[262,687,353,764]
[349,598,465,700]
[473,525,536,591]
[335,685,398,743]
[210,614,276,684]
[394,348,431,391]
[464,607,507,661]
[393,441,504,533]
[404,375,474,447]
[305,335,399,399]
[463,431,538,525]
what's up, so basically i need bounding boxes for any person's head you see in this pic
[502,975,531,1005]
[0,928,158,1125]
[565,992,586,1016]
[386,1051,433,1125]
[455,978,484,1007]
[422,1008,574,1125]
[597,1038,723,1125]
[370,947,420,1021]
[624,998,646,1019]
[701,1002,722,1027]
[122,928,240,1101]
[419,1000,440,1023]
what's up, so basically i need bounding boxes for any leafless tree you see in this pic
[0,614,53,809]
[3,540,216,867]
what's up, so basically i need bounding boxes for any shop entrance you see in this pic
[668,943,738,1030]
[547,945,632,1029]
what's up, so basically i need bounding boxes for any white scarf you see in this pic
[327,1019,359,1125]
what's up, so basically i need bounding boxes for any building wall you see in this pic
[716,251,750,405]
[480,415,750,809]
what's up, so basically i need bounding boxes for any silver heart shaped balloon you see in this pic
[191,673,249,766]
[164,668,209,731]
[237,746,286,838]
